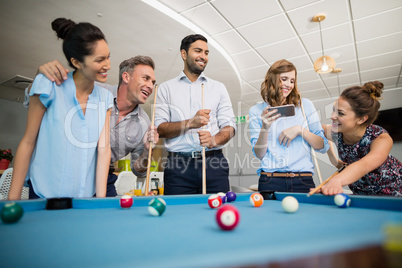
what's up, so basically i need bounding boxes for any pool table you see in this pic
[0,192,401,268]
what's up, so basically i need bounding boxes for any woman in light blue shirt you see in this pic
[249,59,329,193]
[9,18,113,199]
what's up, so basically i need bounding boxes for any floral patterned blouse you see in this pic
[332,124,402,196]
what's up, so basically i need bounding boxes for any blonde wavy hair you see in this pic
[260,59,301,107]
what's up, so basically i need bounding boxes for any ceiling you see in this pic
[1,0,401,116]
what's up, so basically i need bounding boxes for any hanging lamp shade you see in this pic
[314,55,335,74]
[312,14,335,74]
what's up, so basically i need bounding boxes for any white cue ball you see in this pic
[281,196,299,213]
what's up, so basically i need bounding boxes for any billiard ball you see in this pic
[226,191,236,202]
[250,193,264,207]
[281,196,299,213]
[334,193,351,208]
[216,204,240,231]
[217,192,227,203]
[1,202,24,223]
[120,195,133,208]
[208,194,222,209]
[148,198,166,216]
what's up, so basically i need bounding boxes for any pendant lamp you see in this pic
[313,14,335,74]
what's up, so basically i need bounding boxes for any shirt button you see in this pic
[127,137,130,140]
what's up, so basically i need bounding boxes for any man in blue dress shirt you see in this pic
[155,34,236,195]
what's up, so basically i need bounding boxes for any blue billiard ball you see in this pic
[334,193,351,208]
[226,191,236,202]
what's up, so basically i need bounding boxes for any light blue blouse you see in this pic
[27,72,113,198]
[249,99,329,175]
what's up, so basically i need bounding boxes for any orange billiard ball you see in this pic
[250,193,264,207]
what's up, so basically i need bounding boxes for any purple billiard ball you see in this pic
[217,192,226,203]
[226,191,236,202]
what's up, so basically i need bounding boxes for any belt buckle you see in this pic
[288,173,296,177]
[191,151,201,158]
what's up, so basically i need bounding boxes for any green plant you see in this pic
[0,149,13,161]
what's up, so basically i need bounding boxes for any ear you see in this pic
[70,58,81,69]
[122,72,131,84]
[357,115,369,125]
[180,49,187,61]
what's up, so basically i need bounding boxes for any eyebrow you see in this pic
[193,47,209,53]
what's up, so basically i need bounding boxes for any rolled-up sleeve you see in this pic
[302,99,329,154]
[248,104,263,157]
[154,82,170,128]
[216,84,236,132]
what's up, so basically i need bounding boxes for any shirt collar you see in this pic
[114,98,140,117]
[178,70,207,83]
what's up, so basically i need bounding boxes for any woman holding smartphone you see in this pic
[248,59,329,193]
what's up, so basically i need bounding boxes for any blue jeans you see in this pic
[258,174,315,193]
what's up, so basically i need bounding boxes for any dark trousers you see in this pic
[28,180,40,199]
[164,152,230,195]
[258,174,315,193]
[106,174,118,197]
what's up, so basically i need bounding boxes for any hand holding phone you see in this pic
[268,104,295,117]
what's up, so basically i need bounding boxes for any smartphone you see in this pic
[268,104,295,117]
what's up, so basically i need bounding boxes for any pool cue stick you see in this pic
[202,83,206,195]
[300,102,323,184]
[145,84,158,196]
[308,165,346,196]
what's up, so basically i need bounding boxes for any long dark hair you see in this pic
[51,18,106,69]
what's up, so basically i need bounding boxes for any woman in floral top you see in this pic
[321,81,401,196]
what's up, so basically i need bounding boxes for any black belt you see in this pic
[168,149,222,159]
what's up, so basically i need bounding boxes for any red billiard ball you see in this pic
[208,194,222,209]
[226,191,236,202]
[120,195,133,208]
[216,205,240,231]
[250,193,264,207]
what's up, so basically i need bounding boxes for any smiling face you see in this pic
[331,97,367,133]
[279,70,295,103]
[125,64,156,105]
[76,39,111,83]
[182,40,209,75]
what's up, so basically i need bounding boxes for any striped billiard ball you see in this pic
[250,193,264,207]
[334,193,351,208]
[148,198,166,216]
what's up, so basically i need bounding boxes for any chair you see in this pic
[0,168,29,200]
[115,171,137,196]
[231,185,254,193]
